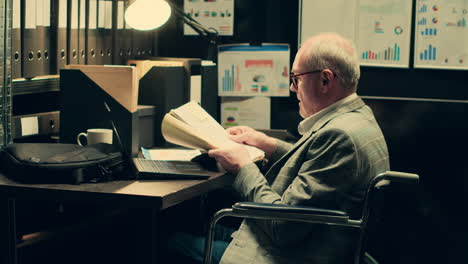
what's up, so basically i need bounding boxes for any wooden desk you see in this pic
[0,172,232,264]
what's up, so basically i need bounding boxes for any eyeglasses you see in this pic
[289,69,337,90]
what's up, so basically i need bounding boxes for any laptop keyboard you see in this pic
[134,159,172,172]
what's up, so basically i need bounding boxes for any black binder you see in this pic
[68,0,79,65]
[123,0,133,61]
[12,0,22,79]
[22,0,40,78]
[103,0,114,64]
[96,0,106,64]
[86,0,98,65]
[41,0,52,76]
[78,0,87,64]
[113,0,126,65]
[51,0,68,73]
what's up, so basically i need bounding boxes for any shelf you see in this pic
[12,75,60,96]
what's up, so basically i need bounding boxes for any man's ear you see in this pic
[320,74,331,93]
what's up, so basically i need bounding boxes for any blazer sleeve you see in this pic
[232,127,360,248]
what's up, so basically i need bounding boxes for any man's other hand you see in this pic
[208,144,251,173]
[226,126,277,157]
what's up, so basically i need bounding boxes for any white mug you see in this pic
[77,128,113,146]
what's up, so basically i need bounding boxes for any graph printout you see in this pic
[217,44,290,97]
[358,0,413,68]
[414,0,468,69]
[184,0,234,36]
[221,97,271,129]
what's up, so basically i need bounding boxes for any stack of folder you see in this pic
[12,0,156,80]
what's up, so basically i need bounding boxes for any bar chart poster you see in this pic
[358,0,413,68]
[414,0,468,69]
[221,96,271,129]
[217,44,290,97]
[184,0,234,36]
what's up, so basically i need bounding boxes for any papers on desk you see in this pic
[141,147,202,161]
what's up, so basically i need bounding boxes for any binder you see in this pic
[143,31,155,57]
[86,0,98,65]
[22,0,41,78]
[123,0,133,61]
[103,0,114,64]
[96,0,106,64]
[12,0,22,79]
[36,0,45,75]
[12,111,60,139]
[113,0,126,65]
[68,0,79,65]
[78,0,86,64]
[42,0,52,75]
[53,0,68,73]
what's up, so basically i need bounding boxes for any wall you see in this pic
[157,0,467,263]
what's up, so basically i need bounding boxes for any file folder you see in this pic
[68,0,79,65]
[12,0,22,79]
[22,0,41,78]
[86,0,98,65]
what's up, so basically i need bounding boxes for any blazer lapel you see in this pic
[264,97,366,182]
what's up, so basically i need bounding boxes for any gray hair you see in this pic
[302,33,361,91]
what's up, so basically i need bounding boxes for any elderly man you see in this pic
[207,32,390,263]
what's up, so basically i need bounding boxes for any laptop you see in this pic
[132,158,220,180]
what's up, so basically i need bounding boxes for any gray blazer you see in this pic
[220,97,390,264]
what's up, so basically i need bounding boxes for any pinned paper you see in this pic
[21,116,39,136]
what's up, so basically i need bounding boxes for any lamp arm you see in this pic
[165,0,218,38]
[165,0,219,62]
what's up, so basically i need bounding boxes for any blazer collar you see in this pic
[305,96,364,134]
[265,96,366,179]
[294,96,366,146]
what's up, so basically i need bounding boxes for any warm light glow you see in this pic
[124,0,171,31]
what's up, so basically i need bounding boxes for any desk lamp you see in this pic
[124,0,219,62]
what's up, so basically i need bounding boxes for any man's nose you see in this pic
[290,82,297,92]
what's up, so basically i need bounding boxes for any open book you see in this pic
[161,101,265,162]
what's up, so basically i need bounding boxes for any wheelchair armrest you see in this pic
[230,202,351,226]
[379,171,419,184]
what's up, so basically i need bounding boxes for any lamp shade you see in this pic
[124,0,171,31]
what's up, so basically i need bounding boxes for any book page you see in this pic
[161,114,221,150]
[165,101,265,161]
[170,101,228,144]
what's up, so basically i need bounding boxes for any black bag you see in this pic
[0,143,131,184]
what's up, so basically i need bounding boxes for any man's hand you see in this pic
[208,143,252,173]
[226,126,277,157]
